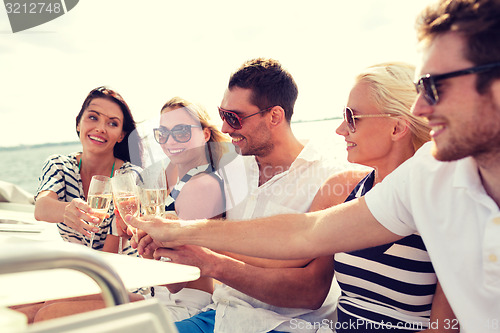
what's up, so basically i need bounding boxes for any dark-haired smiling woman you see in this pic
[34,86,142,254]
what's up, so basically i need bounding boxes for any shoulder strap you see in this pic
[165,164,212,212]
[344,170,375,202]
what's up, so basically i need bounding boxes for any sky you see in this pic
[0,0,435,147]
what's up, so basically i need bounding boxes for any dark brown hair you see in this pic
[76,86,142,166]
[416,0,500,93]
[228,58,298,123]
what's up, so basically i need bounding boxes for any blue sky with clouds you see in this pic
[0,0,434,147]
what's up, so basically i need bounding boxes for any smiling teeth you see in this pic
[232,137,244,143]
[168,149,184,154]
[347,142,356,147]
[431,125,445,132]
[90,136,105,143]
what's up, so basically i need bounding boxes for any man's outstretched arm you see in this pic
[127,197,403,260]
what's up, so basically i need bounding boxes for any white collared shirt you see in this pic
[365,142,500,333]
[211,141,344,333]
[223,141,341,219]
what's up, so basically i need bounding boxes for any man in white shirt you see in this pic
[151,58,343,333]
[129,1,500,332]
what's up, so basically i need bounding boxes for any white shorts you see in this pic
[143,287,213,322]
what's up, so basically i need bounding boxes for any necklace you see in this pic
[78,157,116,178]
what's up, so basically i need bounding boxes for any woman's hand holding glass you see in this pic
[113,209,130,238]
[63,198,101,237]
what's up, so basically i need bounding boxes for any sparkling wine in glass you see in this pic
[112,169,141,223]
[112,169,141,255]
[138,166,168,217]
[114,192,140,218]
[87,175,112,248]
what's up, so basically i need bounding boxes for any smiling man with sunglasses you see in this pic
[165,58,344,333]
[128,1,500,332]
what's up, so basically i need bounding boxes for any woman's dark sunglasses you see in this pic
[218,106,273,130]
[343,107,393,133]
[415,62,500,105]
[153,124,201,144]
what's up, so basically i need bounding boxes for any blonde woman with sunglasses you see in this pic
[306,63,455,332]
[153,97,228,221]
[135,97,229,321]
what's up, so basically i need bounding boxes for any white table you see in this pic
[0,202,200,307]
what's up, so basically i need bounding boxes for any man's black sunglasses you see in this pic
[218,106,274,130]
[415,62,500,105]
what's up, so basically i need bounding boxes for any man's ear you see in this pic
[269,106,285,126]
[391,118,410,141]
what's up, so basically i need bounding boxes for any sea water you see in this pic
[0,142,82,195]
[0,119,356,196]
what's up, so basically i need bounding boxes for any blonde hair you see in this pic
[355,62,431,151]
[160,97,230,169]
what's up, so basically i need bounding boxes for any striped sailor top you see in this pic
[36,153,139,255]
[335,170,437,332]
[165,163,224,215]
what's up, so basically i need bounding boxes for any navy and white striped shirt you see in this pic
[165,163,224,215]
[36,153,139,255]
[335,171,437,332]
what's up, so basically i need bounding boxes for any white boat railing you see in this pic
[0,242,130,308]
[0,242,179,333]
[0,193,190,332]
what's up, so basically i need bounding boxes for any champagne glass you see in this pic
[111,169,141,221]
[87,175,112,248]
[111,169,141,255]
[138,166,167,217]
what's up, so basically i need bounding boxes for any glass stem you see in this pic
[89,231,94,248]
[118,237,123,254]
